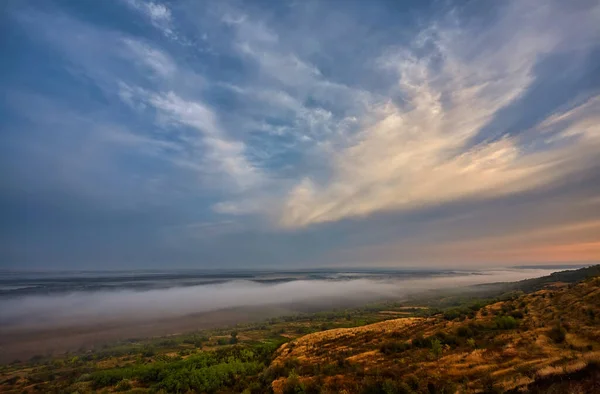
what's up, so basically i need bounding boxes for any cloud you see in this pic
[145,91,265,191]
[122,38,176,77]
[123,0,175,38]
[2,0,599,268]
[279,1,600,228]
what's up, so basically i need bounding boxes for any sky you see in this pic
[1,0,599,270]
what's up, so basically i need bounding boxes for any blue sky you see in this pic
[1,0,599,270]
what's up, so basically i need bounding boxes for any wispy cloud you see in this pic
[279,0,600,228]
[122,38,176,77]
[123,0,175,38]
[147,91,264,191]
[2,0,599,268]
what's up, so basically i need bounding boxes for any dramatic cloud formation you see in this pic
[1,0,599,268]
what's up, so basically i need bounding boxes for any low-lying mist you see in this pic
[0,268,555,330]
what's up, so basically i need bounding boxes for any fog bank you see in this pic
[0,268,555,329]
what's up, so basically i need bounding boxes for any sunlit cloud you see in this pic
[279,1,600,228]
[2,0,599,268]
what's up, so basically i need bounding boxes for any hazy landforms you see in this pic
[1,266,599,393]
[0,268,560,363]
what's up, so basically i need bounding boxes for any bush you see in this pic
[430,339,442,359]
[405,374,420,390]
[280,370,322,394]
[434,332,458,346]
[443,309,462,321]
[141,346,155,357]
[456,326,474,338]
[380,341,411,355]
[412,334,431,348]
[91,369,131,388]
[382,379,413,393]
[510,310,524,319]
[115,379,132,392]
[360,378,413,394]
[494,316,518,330]
[548,324,567,343]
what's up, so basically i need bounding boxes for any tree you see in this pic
[230,331,239,344]
[431,339,442,359]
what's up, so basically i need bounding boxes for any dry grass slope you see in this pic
[270,277,600,393]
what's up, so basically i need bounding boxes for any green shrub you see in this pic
[456,326,474,338]
[548,324,567,343]
[412,334,431,348]
[493,316,518,330]
[430,339,442,359]
[434,331,458,345]
[380,341,411,355]
[510,310,524,319]
[361,378,413,394]
[405,374,420,390]
[115,379,132,392]
[141,346,155,357]
[282,370,303,394]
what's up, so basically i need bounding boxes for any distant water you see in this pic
[0,268,462,297]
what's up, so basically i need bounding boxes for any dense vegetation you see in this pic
[90,341,282,393]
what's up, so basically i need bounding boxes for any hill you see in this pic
[269,274,600,393]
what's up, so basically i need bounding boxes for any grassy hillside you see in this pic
[269,275,600,393]
[1,266,599,393]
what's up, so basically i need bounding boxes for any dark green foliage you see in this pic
[430,338,442,359]
[433,331,458,346]
[493,316,518,330]
[412,333,431,348]
[380,341,411,354]
[230,331,239,344]
[157,338,179,347]
[442,303,482,321]
[115,379,132,391]
[141,346,155,357]
[281,371,322,394]
[426,379,457,394]
[182,334,206,347]
[456,326,474,338]
[90,341,285,393]
[510,310,524,319]
[405,374,420,390]
[548,324,567,343]
[360,377,413,394]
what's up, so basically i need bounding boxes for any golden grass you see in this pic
[271,277,600,393]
